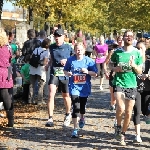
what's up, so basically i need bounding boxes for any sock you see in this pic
[117,125,121,128]
[66,113,70,116]
[121,132,125,135]
[49,116,53,119]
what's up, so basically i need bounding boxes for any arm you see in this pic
[63,58,72,76]
[132,64,142,74]
[81,60,98,77]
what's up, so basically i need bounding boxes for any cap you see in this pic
[54,29,64,36]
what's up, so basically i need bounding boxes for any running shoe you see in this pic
[71,129,78,138]
[100,86,103,91]
[134,135,142,143]
[109,105,116,111]
[63,113,71,127]
[45,118,54,127]
[79,118,85,128]
[120,134,126,146]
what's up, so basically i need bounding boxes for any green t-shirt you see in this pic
[11,43,18,64]
[111,47,142,88]
[20,63,30,84]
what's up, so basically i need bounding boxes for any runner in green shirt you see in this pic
[10,43,19,64]
[110,30,142,146]
[20,56,30,104]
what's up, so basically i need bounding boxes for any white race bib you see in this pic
[53,67,65,76]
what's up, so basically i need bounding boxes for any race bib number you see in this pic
[97,53,104,58]
[118,62,132,72]
[53,67,65,76]
[74,74,86,84]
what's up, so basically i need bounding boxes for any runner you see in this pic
[104,36,123,112]
[94,35,108,90]
[109,30,143,145]
[45,28,73,127]
[63,42,97,137]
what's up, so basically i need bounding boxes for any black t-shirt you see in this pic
[50,43,73,75]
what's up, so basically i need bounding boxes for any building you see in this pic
[1,11,27,22]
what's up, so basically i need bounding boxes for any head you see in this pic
[99,35,105,44]
[0,28,8,46]
[117,35,123,46]
[35,30,39,38]
[39,30,46,39]
[136,41,146,62]
[27,29,35,39]
[123,30,134,46]
[86,36,91,41]
[41,38,51,49]
[54,29,65,46]
[74,42,85,56]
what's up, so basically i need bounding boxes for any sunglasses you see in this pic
[54,34,62,37]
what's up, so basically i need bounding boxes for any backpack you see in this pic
[29,48,46,68]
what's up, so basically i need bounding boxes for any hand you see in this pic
[141,74,148,80]
[81,68,88,74]
[60,59,67,66]
[45,65,49,71]
[113,66,122,72]
[105,71,110,79]
[67,72,72,77]
[129,56,136,68]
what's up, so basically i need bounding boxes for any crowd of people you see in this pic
[0,25,150,146]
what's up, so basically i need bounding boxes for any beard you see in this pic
[124,40,132,46]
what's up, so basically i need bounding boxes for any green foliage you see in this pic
[6,0,150,34]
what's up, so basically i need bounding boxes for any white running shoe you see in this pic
[100,86,103,91]
[63,113,71,127]
[45,118,54,127]
[134,135,142,143]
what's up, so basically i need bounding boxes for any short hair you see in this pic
[41,38,50,49]
[27,29,35,38]
[39,30,46,37]
[123,29,134,38]
[74,42,85,51]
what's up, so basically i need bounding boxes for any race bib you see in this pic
[74,74,86,84]
[53,67,65,76]
[118,62,132,72]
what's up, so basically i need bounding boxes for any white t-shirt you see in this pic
[29,47,50,82]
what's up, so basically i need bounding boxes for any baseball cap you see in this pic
[54,29,64,36]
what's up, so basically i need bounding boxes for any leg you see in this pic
[0,88,14,127]
[80,97,88,118]
[29,75,37,104]
[45,75,58,127]
[22,84,29,104]
[61,79,72,126]
[133,92,142,142]
[100,63,104,89]
[79,97,88,128]
[71,95,80,129]
[114,91,125,126]
[141,91,148,116]
[37,75,44,104]
[61,80,71,114]
[110,86,116,106]
[122,99,135,133]
[47,75,58,117]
